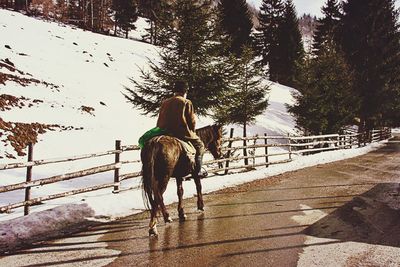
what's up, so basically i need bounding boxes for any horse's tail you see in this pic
[141,142,157,212]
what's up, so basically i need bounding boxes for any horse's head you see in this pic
[196,124,224,160]
[208,124,223,160]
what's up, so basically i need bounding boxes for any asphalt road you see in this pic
[1,136,399,267]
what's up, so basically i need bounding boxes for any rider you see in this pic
[156,80,208,178]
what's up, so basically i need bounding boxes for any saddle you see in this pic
[177,139,196,161]
[139,128,196,166]
[150,136,196,165]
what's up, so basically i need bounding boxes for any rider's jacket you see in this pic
[156,95,197,140]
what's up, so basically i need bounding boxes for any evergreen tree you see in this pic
[255,0,285,77]
[339,0,400,130]
[288,44,357,134]
[124,0,226,116]
[112,0,138,38]
[151,0,174,46]
[213,46,269,164]
[274,0,304,87]
[218,0,253,56]
[137,0,158,18]
[14,0,31,11]
[67,0,81,23]
[139,0,174,46]
[312,0,341,55]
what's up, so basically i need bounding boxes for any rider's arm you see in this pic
[185,100,196,131]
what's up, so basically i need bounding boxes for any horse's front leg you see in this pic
[194,177,204,211]
[176,177,186,221]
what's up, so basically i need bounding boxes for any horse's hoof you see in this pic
[165,217,173,223]
[149,228,158,237]
[197,203,204,211]
[179,214,187,222]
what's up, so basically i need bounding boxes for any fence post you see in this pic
[24,143,33,216]
[224,128,234,175]
[370,129,374,143]
[288,133,292,161]
[113,140,121,193]
[349,135,353,149]
[336,135,340,149]
[243,130,248,167]
[264,133,268,167]
[364,131,367,146]
[251,136,257,166]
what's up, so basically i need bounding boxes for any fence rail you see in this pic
[0,127,392,216]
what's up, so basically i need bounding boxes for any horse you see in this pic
[140,124,223,236]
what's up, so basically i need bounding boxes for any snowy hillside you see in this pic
[0,9,296,163]
[0,9,159,162]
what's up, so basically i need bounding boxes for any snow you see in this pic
[0,9,389,251]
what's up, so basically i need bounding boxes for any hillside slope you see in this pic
[0,9,296,163]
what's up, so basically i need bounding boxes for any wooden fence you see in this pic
[0,128,391,216]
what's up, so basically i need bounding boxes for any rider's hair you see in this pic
[173,80,188,94]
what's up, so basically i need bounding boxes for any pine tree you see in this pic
[139,0,174,46]
[124,0,226,116]
[112,0,138,38]
[151,0,174,46]
[274,0,304,87]
[14,0,31,11]
[218,0,253,56]
[312,0,341,55]
[67,0,81,24]
[288,44,357,134]
[213,46,269,164]
[339,0,400,130]
[255,0,285,77]
[138,0,159,44]
[137,0,158,18]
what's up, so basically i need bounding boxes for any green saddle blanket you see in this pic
[138,127,167,148]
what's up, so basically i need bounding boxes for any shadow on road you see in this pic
[304,183,400,247]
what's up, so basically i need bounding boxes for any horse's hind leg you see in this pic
[146,191,159,237]
[154,184,172,223]
[194,177,204,211]
[176,177,186,221]
[149,205,158,237]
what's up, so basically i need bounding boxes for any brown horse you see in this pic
[141,124,223,236]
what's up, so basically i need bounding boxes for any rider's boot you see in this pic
[194,154,208,179]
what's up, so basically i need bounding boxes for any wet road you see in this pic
[1,136,399,266]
